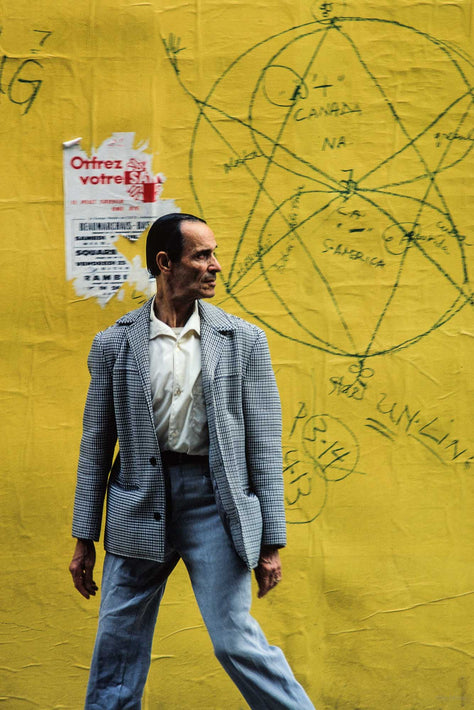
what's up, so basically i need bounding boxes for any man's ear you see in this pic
[156,251,171,274]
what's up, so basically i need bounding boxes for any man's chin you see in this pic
[201,284,216,298]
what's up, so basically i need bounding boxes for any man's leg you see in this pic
[167,459,315,710]
[85,551,179,710]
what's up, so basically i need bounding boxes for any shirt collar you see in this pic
[149,298,200,340]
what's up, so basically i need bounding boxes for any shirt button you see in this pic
[154,512,161,521]
[149,457,157,466]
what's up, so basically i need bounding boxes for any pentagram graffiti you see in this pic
[164,15,473,364]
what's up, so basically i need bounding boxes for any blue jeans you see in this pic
[85,458,314,709]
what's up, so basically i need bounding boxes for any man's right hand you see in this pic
[69,539,98,599]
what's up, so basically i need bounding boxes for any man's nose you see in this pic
[209,255,221,272]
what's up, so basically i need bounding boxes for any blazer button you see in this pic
[149,456,157,466]
[154,512,161,521]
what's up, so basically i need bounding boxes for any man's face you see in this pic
[169,220,221,301]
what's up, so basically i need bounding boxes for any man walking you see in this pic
[69,213,314,709]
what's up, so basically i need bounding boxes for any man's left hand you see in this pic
[254,546,282,598]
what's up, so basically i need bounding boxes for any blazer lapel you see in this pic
[122,299,155,425]
[199,300,235,386]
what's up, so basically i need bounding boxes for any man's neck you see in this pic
[153,288,196,328]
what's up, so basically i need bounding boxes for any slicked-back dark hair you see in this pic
[146,213,207,277]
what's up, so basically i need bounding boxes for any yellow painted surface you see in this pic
[1,1,473,708]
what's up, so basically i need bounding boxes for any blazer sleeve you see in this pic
[72,332,117,541]
[242,329,287,548]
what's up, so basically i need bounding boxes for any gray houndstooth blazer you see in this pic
[72,298,286,570]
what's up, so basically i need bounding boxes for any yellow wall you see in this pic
[1,1,473,708]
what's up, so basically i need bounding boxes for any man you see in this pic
[69,213,314,709]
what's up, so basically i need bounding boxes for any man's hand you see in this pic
[254,546,282,598]
[69,539,98,599]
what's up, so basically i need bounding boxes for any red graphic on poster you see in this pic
[124,158,164,203]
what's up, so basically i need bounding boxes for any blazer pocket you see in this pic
[214,375,241,384]
[112,365,142,388]
[109,454,139,491]
[109,478,140,492]
[214,361,242,378]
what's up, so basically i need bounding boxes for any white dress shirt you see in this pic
[149,299,209,455]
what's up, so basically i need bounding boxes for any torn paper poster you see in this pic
[63,132,178,306]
